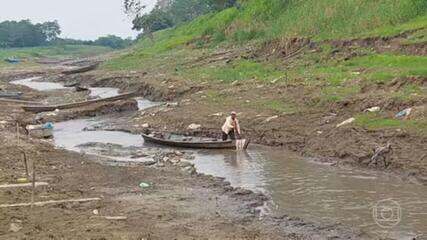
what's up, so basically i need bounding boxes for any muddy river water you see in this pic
[13,77,427,239]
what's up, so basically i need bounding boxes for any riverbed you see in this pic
[12,76,427,239]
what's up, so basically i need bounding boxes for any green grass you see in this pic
[346,54,427,83]
[355,113,427,135]
[181,59,284,83]
[362,15,427,38]
[402,28,427,45]
[0,45,112,69]
[255,99,297,114]
[0,45,112,60]
[105,0,426,71]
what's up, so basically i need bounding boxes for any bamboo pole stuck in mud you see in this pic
[16,122,20,146]
[22,151,29,179]
[31,160,36,209]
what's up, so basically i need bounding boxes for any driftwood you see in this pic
[0,197,101,208]
[0,182,48,189]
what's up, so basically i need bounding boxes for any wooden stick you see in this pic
[16,122,20,146]
[0,198,101,208]
[31,161,36,209]
[0,182,48,189]
[22,151,29,179]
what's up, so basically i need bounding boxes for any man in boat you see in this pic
[222,111,241,141]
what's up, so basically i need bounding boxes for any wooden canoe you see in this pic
[62,63,99,75]
[0,91,23,99]
[0,98,42,105]
[75,86,89,92]
[141,133,250,150]
[21,92,136,113]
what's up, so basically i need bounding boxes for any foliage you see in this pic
[355,113,427,135]
[0,20,61,48]
[123,0,426,52]
[39,21,61,41]
[346,54,427,83]
[0,45,112,69]
[124,0,237,34]
[183,59,283,83]
[94,35,133,49]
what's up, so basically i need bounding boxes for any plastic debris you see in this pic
[139,182,150,189]
[187,123,201,130]
[16,178,28,183]
[264,115,279,123]
[9,223,22,232]
[364,106,380,113]
[395,108,412,118]
[211,112,223,117]
[336,117,355,127]
[105,216,127,220]
[166,102,178,107]
[42,122,54,130]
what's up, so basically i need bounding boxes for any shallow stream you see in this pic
[12,76,427,239]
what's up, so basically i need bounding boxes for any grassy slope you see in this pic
[104,0,427,134]
[0,45,112,69]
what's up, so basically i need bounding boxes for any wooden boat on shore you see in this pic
[64,82,79,87]
[75,86,89,92]
[62,63,99,75]
[0,91,23,99]
[141,133,250,150]
[21,91,136,113]
[0,98,42,105]
[4,58,20,64]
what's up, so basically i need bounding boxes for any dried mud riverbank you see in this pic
[0,69,366,239]
[51,67,427,186]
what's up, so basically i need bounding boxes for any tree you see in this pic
[124,0,237,34]
[94,35,133,49]
[0,19,61,48]
[39,21,61,41]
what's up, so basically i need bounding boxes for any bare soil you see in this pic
[0,68,367,240]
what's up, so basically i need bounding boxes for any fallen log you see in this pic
[22,91,137,113]
[0,197,101,208]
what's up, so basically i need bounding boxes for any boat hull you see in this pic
[141,134,249,150]
[22,92,136,113]
[61,63,99,75]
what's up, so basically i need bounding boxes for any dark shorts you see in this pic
[222,131,235,141]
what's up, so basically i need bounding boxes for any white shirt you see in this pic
[222,116,240,134]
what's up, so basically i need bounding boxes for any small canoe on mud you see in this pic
[61,63,99,75]
[0,91,23,99]
[21,91,136,113]
[141,133,250,150]
[75,86,89,92]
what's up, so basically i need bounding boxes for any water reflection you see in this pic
[193,147,427,239]
[89,87,119,98]
[48,103,427,239]
[11,77,68,91]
